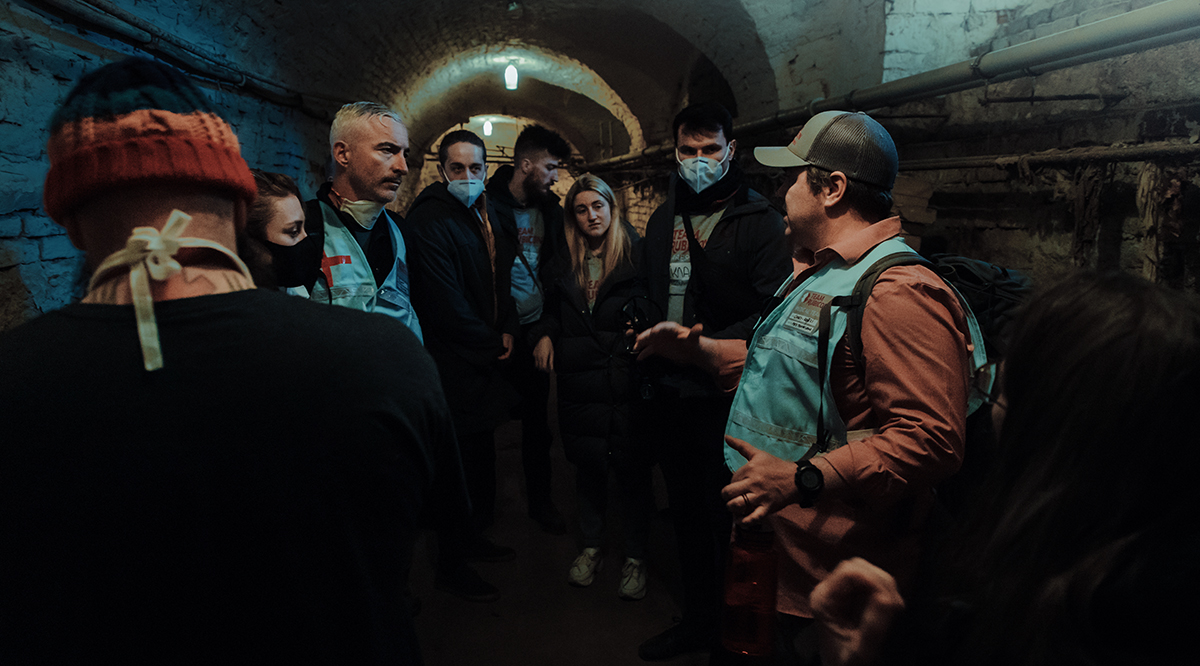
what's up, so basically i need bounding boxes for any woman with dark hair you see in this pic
[811,271,1200,666]
[242,169,319,291]
[529,174,655,600]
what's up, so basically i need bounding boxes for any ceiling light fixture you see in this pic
[504,62,518,91]
[483,120,493,136]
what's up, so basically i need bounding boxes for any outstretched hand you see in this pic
[633,321,703,364]
[811,558,905,666]
[720,436,801,526]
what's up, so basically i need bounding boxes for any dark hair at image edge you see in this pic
[937,271,1200,666]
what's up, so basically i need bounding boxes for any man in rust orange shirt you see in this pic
[635,111,984,655]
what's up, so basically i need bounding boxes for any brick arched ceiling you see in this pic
[103,0,796,162]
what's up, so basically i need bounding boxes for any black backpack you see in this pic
[838,252,1033,515]
[843,253,1033,364]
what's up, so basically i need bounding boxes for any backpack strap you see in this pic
[813,253,927,451]
[844,253,934,364]
[843,252,994,416]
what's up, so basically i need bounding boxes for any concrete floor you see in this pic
[411,420,712,666]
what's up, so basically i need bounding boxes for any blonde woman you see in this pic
[530,174,654,600]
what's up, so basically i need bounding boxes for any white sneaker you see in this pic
[568,548,603,587]
[618,557,647,600]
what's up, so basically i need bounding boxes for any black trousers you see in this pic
[637,393,735,627]
[434,426,495,574]
[458,428,498,531]
[509,326,555,506]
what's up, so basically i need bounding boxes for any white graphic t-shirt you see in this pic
[667,209,724,324]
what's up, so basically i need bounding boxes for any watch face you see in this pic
[799,467,821,491]
[795,462,823,508]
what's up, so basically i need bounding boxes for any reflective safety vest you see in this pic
[723,236,987,471]
[310,204,423,343]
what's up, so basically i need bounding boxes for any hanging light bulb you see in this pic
[483,120,493,136]
[504,63,518,91]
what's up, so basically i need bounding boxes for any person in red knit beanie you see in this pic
[1,56,456,665]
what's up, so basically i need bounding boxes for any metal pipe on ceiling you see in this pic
[588,0,1200,171]
[901,139,1200,171]
[879,24,1200,106]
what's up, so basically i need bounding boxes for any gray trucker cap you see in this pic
[754,111,899,190]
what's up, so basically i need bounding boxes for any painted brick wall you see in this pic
[616,177,668,237]
[0,2,329,331]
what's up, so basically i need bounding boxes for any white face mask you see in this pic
[338,199,385,230]
[677,145,733,193]
[447,178,485,208]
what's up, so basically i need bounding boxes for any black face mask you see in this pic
[266,235,321,288]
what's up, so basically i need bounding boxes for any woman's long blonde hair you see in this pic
[563,174,632,293]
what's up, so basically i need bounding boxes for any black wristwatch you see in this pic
[794,460,824,508]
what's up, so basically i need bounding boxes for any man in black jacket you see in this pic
[636,102,793,661]
[405,130,519,601]
[486,124,572,535]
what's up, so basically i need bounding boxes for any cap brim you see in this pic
[754,146,810,168]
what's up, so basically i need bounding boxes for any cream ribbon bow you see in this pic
[87,210,255,372]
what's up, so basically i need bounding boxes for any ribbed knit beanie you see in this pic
[43,56,257,223]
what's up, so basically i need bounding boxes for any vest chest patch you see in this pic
[783,290,832,335]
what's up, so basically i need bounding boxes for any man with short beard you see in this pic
[300,102,421,340]
[486,124,572,535]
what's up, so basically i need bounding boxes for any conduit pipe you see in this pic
[588,0,1200,171]
[901,139,1200,171]
[22,0,339,119]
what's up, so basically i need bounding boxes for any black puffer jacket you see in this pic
[530,233,646,459]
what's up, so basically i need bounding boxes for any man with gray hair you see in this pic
[298,102,421,338]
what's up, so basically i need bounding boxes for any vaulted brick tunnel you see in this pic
[5,0,1199,331]
[6,0,1199,328]
[2,2,1200,663]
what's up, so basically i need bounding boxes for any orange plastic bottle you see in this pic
[720,524,778,657]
